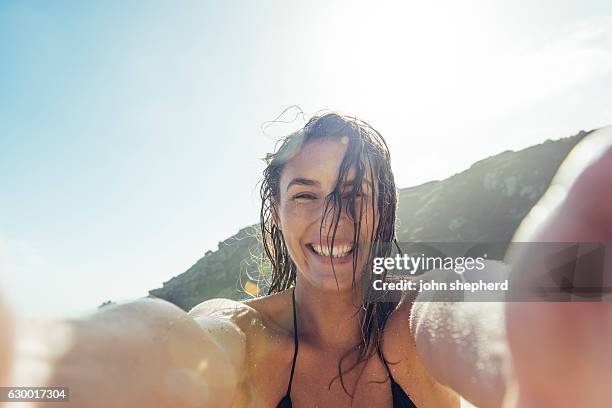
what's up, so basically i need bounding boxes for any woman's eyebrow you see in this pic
[286,177,320,191]
[285,177,373,191]
[342,179,373,190]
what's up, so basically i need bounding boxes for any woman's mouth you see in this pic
[306,243,355,264]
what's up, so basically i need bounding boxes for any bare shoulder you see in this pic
[187,298,258,372]
[381,301,419,378]
[188,291,293,363]
[383,301,460,407]
[386,264,510,408]
[188,291,291,336]
[189,297,261,326]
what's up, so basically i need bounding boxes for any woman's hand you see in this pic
[5,297,241,407]
[504,126,612,407]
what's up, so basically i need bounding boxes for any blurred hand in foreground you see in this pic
[504,126,612,408]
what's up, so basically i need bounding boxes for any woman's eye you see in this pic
[294,193,317,201]
[342,192,364,199]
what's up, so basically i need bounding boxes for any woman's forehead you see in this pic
[280,138,374,192]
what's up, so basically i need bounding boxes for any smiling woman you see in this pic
[261,114,391,293]
[254,113,447,407]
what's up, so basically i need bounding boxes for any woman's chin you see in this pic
[299,267,363,293]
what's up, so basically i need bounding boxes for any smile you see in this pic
[307,243,354,258]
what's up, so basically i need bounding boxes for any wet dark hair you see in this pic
[259,112,399,397]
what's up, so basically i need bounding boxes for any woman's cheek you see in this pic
[279,206,307,261]
[282,202,322,229]
[356,204,377,240]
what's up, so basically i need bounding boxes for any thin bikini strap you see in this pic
[286,286,299,396]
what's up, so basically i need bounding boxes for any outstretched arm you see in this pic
[409,126,612,408]
[408,265,510,408]
[2,296,244,408]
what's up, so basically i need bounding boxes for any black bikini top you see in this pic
[277,288,417,408]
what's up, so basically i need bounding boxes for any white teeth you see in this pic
[311,244,353,257]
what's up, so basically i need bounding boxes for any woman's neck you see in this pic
[293,277,365,351]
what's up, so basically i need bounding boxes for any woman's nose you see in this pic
[318,196,353,233]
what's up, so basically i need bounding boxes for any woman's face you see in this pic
[276,137,379,292]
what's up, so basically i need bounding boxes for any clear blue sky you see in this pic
[1,0,611,318]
